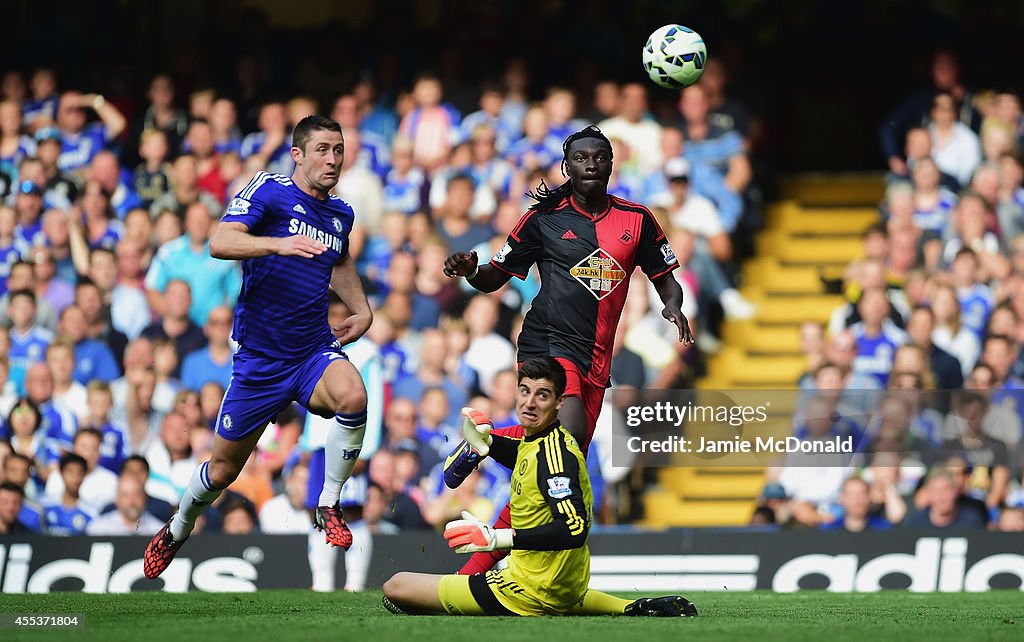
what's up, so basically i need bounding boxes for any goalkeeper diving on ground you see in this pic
[382,357,698,617]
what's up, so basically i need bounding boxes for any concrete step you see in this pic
[658,468,767,499]
[642,490,757,527]
[766,203,880,235]
[777,173,886,206]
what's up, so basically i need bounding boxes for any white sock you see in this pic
[318,411,367,507]
[170,461,223,540]
[343,520,372,592]
[308,524,338,591]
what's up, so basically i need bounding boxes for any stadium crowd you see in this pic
[0,54,761,537]
[756,51,1024,534]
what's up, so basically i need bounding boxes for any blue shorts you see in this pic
[216,341,348,441]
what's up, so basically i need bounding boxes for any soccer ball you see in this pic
[642,24,707,89]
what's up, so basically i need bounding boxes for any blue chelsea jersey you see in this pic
[222,172,355,360]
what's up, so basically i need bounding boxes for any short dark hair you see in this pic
[122,455,150,475]
[983,333,1014,349]
[954,389,988,409]
[517,357,567,398]
[447,173,474,191]
[221,496,258,523]
[8,288,35,306]
[933,89,958,109]
[0,481,24,497]
[73,427,102,445]
[74,276,101,294]
[59,452,87,472]
[751,505,776,524]
[88,247,115,264]
[953,246,979,263]
[292,115,342,153]
[5,452,32,469]
[10,260,33,275]
[862,222,887,239]
[911,304,934,321]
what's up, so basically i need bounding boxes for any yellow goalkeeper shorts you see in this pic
[438,571,523,616]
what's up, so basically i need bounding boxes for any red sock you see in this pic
[458,502,512,575]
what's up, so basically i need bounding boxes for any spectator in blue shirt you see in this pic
[144,201,241,326]
[543,87,590,141]
[460,83,516,153]
[42,452,95,535]
[14,179,46,248]
[209,98,242,155]
[80,381,127,475]
[392,329,467,428]
[903,470,988,529]
[73,276,129,376]
[352,75,399,145]
[506,105,563,172]
[0,100,37,183]
[24,363,77,475]
[3,399,46,483]
[72,179,124,252]
[181,306,234,393]
[58,304,120,385]
[435,175,492,255]
[820,477,892,532]
[0,205,29,297]
[332,94,391,177]
[34,130,80,213]
[90,152,142,220]
[54,91,126,174]
[678,85,752,230]
[6,289,53,396]
[382,136,427,215]
[240,102,292,176]
[23,68,58,131]
[0,480,34,535]
[141,280,208,375]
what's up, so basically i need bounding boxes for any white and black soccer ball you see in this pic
[642,24,707,89]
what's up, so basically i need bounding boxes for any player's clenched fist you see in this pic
[443,250,478,278]
[273,234,328,258]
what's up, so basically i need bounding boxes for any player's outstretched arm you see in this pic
[442,250,512,293]
[329,254,373,344]
[210,221,328,260]
[652,273,694,345]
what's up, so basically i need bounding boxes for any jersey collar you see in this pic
[523,419,562,442]
[569,194,612,221]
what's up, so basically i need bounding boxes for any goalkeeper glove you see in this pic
[443,408,494,489]
[444,510,514,553]
[460,407,493,456]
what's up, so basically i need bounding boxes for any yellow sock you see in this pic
[576,589,632,615]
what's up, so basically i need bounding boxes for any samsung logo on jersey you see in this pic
[288,218,345,254]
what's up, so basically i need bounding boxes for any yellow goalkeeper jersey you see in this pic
[495,421,593,615]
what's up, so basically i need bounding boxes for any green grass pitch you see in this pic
[0,590,1020,642]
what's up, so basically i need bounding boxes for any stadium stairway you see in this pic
[641,173,886,528]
